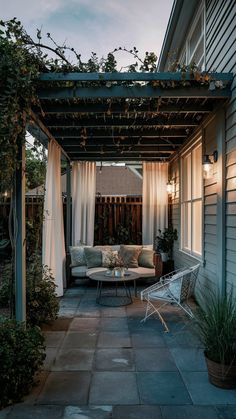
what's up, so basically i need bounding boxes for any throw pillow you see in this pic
[84,247,102,269]
[69,246,90,267]
[102,250,119,268]
[138,248,154,268]
[119,245,142,268]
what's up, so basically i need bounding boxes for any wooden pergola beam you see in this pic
[45,117,199,128]
[50,128,188,138]
[39,71,234,82]
[41,103,213,114]
[38,85,232,100]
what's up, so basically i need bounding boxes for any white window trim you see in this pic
[178,1,206,70]
[180,139,203,260]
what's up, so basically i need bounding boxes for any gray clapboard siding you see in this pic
[226,227,236,240]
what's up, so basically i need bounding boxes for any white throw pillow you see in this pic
[102,250,119,268]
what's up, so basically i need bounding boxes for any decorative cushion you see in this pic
[102,250,119,268]
[119,245,142,268]
[138,249,154,268]
[69,246,90,267]
[84,247,102,269]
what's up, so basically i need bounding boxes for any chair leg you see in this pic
[141,300,169,332]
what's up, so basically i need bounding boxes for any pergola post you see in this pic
[66,160,72,286]
[14,139,26,322]
[66,160,72,251]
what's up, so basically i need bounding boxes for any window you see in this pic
[181,141,202,258]
[178,3,205,70]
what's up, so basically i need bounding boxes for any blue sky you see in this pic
[1,0,174,68]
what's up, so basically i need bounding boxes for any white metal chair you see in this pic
[140,264,200,332]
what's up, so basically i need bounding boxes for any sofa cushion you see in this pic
[71,265,87,277]
[138,249,154,268]
[102,250,119,268]
[84,247,102,268]
[119,245,142,268]
[69,246,90,267]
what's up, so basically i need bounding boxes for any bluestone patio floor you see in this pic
[2,279,236,419]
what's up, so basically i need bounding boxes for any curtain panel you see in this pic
[142,162,168,246]
[42,140,65,297]
[72,161,96,246]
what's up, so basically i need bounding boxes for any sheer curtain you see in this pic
[72,161,96,246]
[142,162,168,245]
[42,140,65,297]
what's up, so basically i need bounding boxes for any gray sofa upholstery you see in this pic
[70,244,156,279]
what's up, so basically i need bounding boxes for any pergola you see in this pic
[15,71,233,321]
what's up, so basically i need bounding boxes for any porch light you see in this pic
[166,180,174,194]
[203,150,218,179]
[99,161,103,174]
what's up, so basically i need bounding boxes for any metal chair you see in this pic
[140,264,200,332]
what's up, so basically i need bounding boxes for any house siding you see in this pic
[169,0,236,295]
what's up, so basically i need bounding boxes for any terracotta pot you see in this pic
[205,353,236,389]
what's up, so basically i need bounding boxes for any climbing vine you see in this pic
[0,18,227,193]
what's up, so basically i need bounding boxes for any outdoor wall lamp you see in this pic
[203,150,218,179]
[166,179,175,194]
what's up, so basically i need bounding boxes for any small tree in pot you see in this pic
[154,226,178,262]
[194,290,236,389]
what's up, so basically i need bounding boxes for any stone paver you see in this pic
[89,372,139,405]
[52,348,94,371]
[181,372,236,404]
[2,282,236,417]
[43,331,66,347]
[94,348,134,371]
[137,371,192,404]
[161,405,221,419]
[37,371,91,404]
[97,331,132,348]
[62,405,112,419]
[62,331,98,348]
[113,405,163,419]
[134,348,177,371]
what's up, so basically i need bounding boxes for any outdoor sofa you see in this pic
[68,244,162,281]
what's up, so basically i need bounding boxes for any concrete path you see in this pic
[1,281,236,418]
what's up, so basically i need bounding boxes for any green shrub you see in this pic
[0,256,59,326]
[0,320,45,408]
[26,260,59,326]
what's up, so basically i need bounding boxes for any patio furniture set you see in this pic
[69,244,200,331]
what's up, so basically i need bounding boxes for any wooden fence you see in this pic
[0,195,142,245]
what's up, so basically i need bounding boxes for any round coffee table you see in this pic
[89,271,139,306]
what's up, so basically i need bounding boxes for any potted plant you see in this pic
[194,291,236,389]
[155,226,178,262]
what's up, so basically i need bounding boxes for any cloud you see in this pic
[1,0,174,66]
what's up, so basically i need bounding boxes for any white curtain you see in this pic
[72,161,96,246]
[42,140,65,297]
[142,162,168,245]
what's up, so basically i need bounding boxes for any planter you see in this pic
[205,354,236,389]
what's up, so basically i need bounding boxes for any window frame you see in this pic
[178,1,206,70]
[180,139,203,260]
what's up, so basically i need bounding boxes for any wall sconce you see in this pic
[203,150,218,179]
[166,179,175,194]
[99,161,103,174]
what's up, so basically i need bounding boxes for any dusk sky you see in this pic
[1,0,174,68]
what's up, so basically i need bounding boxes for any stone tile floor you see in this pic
[1,280,236,418]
